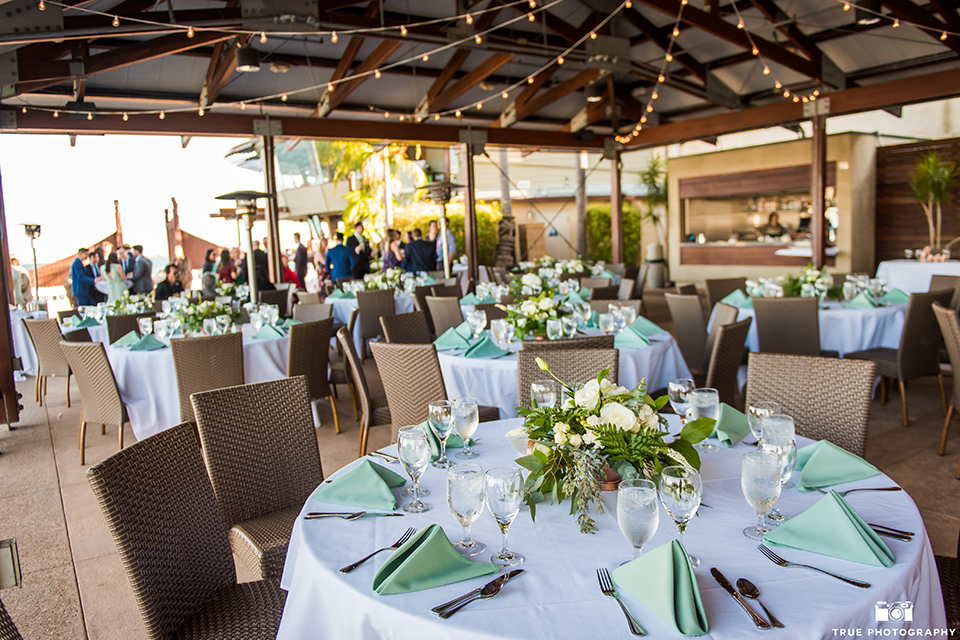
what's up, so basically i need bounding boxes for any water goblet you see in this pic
[689,388,720,452]
[97,302,108,320]
[546,318,563,340]
[757,434,797,524]
[746,400,781,440]
[741,450,782,540]
[202,318,217,336]
[842,281,858,302]
[490,319,507,347]
[428,400,455,469]
[453,397,479,459]
[800,283,816,298]
[485,468,524,567]
[667,378,695,425]
[561,315,578,338]
[611,307,627,333]
[249,312,264,333]
[447,465,486,556]
[530,380,558,408]
[598,313,615,335]
[575,302,592,326]
[266,305,280,325]
[154,319,169,344]
[138,316,154,336]
[161,300,172,314]
[398,426,432,513]
[868,278,885,298]
[856,274,870,291]
[658,467,703,567]
[617,479,660,562]
[503,321,516,345]
[621,305,637,326]
[216,314,231,334]
[466,310,487,339]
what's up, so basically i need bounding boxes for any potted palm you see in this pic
[640,155,668,286]
[910,151,958,257]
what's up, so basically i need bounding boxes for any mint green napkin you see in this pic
[763,490,894,567]
[614,325,651,349]
[255,325,284,339]
[373,524,498,594]
[76,317,100,328]
[846,291,878,309]
[459,293,481,305]
[599,269,617,278]
[478,294,496,305]
[880,288,910,304]
[434,327,470,350]
[795,440,879,491]
[422,275,437,285]
[565,291,586,305]
[312,459,406,511]
[414,420,464,459]
[67,314,83,326]
[586,310,599,328]
[112,330,140,347]
[282,318,302,329]
[327,290,355,299]
[455,321,473,340]
[631,316,666,336]
[130,334,165,351]
[712,403,749,447]
[464,335,508,358]
[720,290,748,307]
[612,540,709,636]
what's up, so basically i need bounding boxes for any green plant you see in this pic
[585,202,643,266]
[391,200,503,265]
[639,154,668,247]
[910,152,958,251]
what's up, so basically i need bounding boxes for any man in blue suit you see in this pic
[325,233,355,282]
[70,248,97,306]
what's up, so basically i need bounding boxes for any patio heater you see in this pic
[214,191,272,306]
[22,224,40,302]
[417,180,463,279]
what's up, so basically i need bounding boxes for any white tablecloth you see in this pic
[277,417,946,639]
[62,322,109,344]
[330,294,416,354]
[10,309,47,376]
[877,260,960,294]
[105,326,289,441]
[439,332,691,418]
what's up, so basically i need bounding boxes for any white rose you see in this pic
[568,433,582,448]
[562,397,575,409]
[521,273,542,288]
[538,298,554,311]
[574,379,601,411]
[554,430,568,445]
[555,422,570,434]
[599,378,628,398]
[520,301,538,316]
[582,429,598,446]
[586,415,601,427]
[600,402,638,432]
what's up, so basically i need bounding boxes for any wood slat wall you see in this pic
[875,137,960,266]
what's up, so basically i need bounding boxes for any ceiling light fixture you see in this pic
[235,45,261,72]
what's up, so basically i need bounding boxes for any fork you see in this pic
[815,486,902,497]
[339,528,416,573]
[757,545,871,589]
[597,568,646,636]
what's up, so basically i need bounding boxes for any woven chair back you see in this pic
[61,327,92,342]
[336,326,376,430]
[930,275,960,310]
[170,332,244,424]
[426,270,446,280]
[675,284,697,295]
[474,304,508,328]
[335,276,356,287]
[59,341,123,426]
[24,318,69,377]
[297,291,322,305]
[412,286,434,330]
[380,311,432,344]
[522,335,615,351]
[581,277,612,289]
[705,302,739,363]
[57,309,79,322]
[705,317,752,407]
[617,278,636,301]
[753,297,821,356]
[934,303,960,407]
[517,348,619,408]
[589,285,619,301]
[746,352,875,456]
[106,312,157,345]
[0,598,22,640]
[665,293,707,373]
[357,289,395,342]
[433,278,457,287]
[369,342,445,443]
[559,271,588,282]
[898,289,953,380]
[287,318,335,400]
[431,284,460,298]
[292,302,333,323]
[425,296,464,336]
[258,289,289,318]
[705,278,747,310]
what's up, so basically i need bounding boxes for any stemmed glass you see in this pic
[617,479,660,562]
[598,313,615,335]
[466,310,487,339]
[216,314,231,334]
[575,302,592,327]
[667,378,695,425]
[689,388,720,452]
[485,468,524,567]
[530,380,558,408]
[428,400,455,469]
[203,318,218,336]
[452,397,479,459]
[154,320,169,344]
[842,281,858,302]
[138,317,153,336]
[502,321,516,346]
[561,315,578,338]
[746,400,781,441]
[546,318,563,340]
[397,425,432,513]
[741,451,782,540]
[621,305,637,327]
[249,312,264,333]
[490,319,507,348]
[757,434,797,524]
[658,467,703,567]
[447,464,486,556]
[610,306,627,333]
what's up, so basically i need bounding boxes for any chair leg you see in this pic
[347,381,359,420]
[65,376,71,408]
[34,376,39,403]
[331,383,339,399]
[880,377,888,405]
[899,379,909,427]
[329,397,341,434]
[37,376,43,407]
[42,376,47,396]
[358,420,369,458]
[79,413,86,465]
[118,422,124,451]
[939,373,949,416]
[940,405,955,455]
[101,424,105,435]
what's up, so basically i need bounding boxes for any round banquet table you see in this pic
[877,259,960,294]
[105,325,289,441]
[439,330,691,418]
[10,309,47,376]
[277,416,945,639]
[329,292,416,354]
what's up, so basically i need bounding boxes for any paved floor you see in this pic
[1,290,958,638]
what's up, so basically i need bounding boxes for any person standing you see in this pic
[202,248,217,274]
[432,217,456,270]
[71,248,97,306]
[129,245,154,294]
[10,258,32,304]
[102,253,128,304]
[174,253,193,292]
[120,245,135,278]
[345,221,371,278]
[382,229,402,271]
[154,264,184,301]
[85,250,107,303]
[401,229,436,274]
[293,232,308,289]
[217,249,237,283]
[325,233,355,281]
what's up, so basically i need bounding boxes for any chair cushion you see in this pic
[479,405,500,422]
[228,506,301,581]
[179,580,286,640]
[845,347,898,379]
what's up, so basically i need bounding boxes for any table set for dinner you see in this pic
[876,259,960,294]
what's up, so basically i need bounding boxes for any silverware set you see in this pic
[303,511,404,521]
[339,527,416,573]
[868,523,915,541]
[757,544,872,588]
[431,570,524,618]
[711,568,771,629]
[596,568,646,636]
[815,486,903,497]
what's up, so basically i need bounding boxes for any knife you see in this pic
[303,512,404,519]
[710,568,771,629]
[432,569,524,615]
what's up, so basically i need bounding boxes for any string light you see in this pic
[37,0,44,10]
[793,95,800,102]
[21,107,26,114]
[422,54,429,61]
[942,31,948,40]
[187,26,195,38]
[399,114,404,121]
[813,89,820,96]
[843,2,850,10]
[374,69,381,79]
[651,91,658,100]
[527,77,534,83]
[159,111,165,119]
[455,110,461,117]
[893,19,899,27]
[752,47,759,55]
[87,112,93,120]
[122,112,128,121]
[475,35,482,43]
[782,89,790,97]
[775,80,782,89]
[625,0,632,7]
[802,96,809,102]
[476,102,482,109]
[400,25,407,36]
[640,115,646,123]
[528,12,535,21]
[646,104,653,112]
[502,91,509,99]
[198,107,204,116]
[433,114,440,120]
[53,110,59,118]
[557,56,564,64]
[240,102,246,110]
[327,83,334,92]
[416,116,422,122]
[590,32,597,39]
[665,53,672,61]
[763,66,770,75]
[658,74,665,83]
[384,111,389,117]
[331,31,337,43]
[465,13,473,24]
[260,32,267,43]
[281,94,288,101]
[529,0,536,6]
[672,28,679,37]
[112,15,119,27]
[737,20,744,29]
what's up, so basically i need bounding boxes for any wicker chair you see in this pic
[287,318,341,432]
[474,303,508,328]
[933,303,960,470]
[431,284,460,298]
[105,312,157,345]
[191,376,322,582]
[847,289,953,426]
[665,292,708,374]
[86,423,285,640]
[292,302,333,323]
[170,332,244,425]
[369,342,499,443]
[336,326,391,456]
[59,341,127,465]
[745,352,876,456]
[412,285,435,331]
[426,270,446,280]
[356,289,395,360]
[704,317,752,408]
[588,285,619,301]
[380,311,432,344]
[705,278,747,310]
[24,318,72,407]
[752,297,837,357]
[61,327,92,342]
[297,291,322,305]
[936,527,960,633]
[433,278,458,287]
[258,289,289,318]
[517,348,619,408]
[57,309,80,322]
[581,277,612,289]
[675,284,697,296]
[0,598,20,640]
[606,263,625,275]
[425,296,464,336]
[930,275,960,310]
[705,302,739,366]
[617,278,636,300]
[522,335,615,351]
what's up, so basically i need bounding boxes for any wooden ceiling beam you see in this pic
[514,68,601,123]
[747,0,821,62]
[201,33,252,108]
[323,40,402,113]
[429,53,513,112]
[927,0,960,34]
[881,0,960,56]
[624,8,707,82]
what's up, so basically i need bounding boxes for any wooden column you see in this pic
[811,114,827,269]
[610,150,624,264]
[262,133,282,283]
[0,166,21,425]
[461,143,480,282]
[576,151,587,258]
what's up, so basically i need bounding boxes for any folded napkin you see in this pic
[846,291,878,309]
[130,334,166,351]
[414,420,464,459]
[455,321,473,340]
[795,439,879,492]
[282,318,302,329]
[763,490,894,567]
[434,327,470,350]
[75,317,100,328]
[312,459,406,511]
[614,325,651,349]
[612,540,709,636]
[464,335,508,358]
[565,291,586,305]
[67,314,83,326]
[720,289,749,307]
[713,403,750,447]
[586,310,599,328]
[373,524,498,594]
[327,290,355,299]
[880,288,910,304]
[112,330,140,347]
[422,275,437,285]
[255,325,285,340]
[478,294,496,305]
[459,293,481,305]
[631,316,666,337]
[599,269,617,278]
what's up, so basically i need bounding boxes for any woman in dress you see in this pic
[101,252,128,304]
[217,248,237,283]
[382,229,402,271]
[202,248,217,274]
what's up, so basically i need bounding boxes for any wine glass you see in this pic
[490,319,507,347]
[485,468,524,567]
[138,316,154,336]
[452,397,479,459]
[575,303,592,326]
[202,318,218,336]
[546,318,563,340]
[746,400,781,440]
[428,400,454,469]
[266,305,280,325]
[658,467,703,567]
[250,312,264,333]
[530,380,558,408]
[689,388,720,452]
[561,315,578,338]
[868,278,885,298]
[842,281,858,302]
[617,479,660,562]
[216,314,231,334]
[611,306,627,333]
[757,434,797,524]
[447,464,485,556]
[598,313,615,335]
[78,306,88,320]
[741,450,782,540]
[668,378,695,425]
[502,321,516,345]
[621,305,637,327]
[154,319,169,344]
[466,310,487,339]
[397,425,432,513]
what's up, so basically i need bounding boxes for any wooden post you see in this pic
[462,143,480,283]
[610,150,624,264]
[576,151,587,258]
[262,133,282,283]
[811,114,827,269]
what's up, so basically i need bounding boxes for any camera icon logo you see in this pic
[875,600,914,622]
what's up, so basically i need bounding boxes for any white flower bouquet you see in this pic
[363,267,404,291]
[176,300,241,332]
[497,292,569,339]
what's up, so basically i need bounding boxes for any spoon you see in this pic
[438,579,505,619]
[736,578,784,628]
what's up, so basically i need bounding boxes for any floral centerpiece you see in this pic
[555,258,586,274]
[754,264,839,300]
[215,281,237,298]
[363,267,404,291]
[507,272,561,299]
[109,291,154,314]
[176,300,242,333]
[496,292,569,339]
[514,360,713,534]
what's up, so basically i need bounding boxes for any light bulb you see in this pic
[665,53,672,61]
[455,110,461,117]
[53,110,59,118]
[527,77,534,83]
[783,89,790,97]
[374,69,381,79]
[843,2,850,10]
[558,56,564,65]
[159,111,165,119]
[384,111,390,118]
[651,91,658,99]
[658,74,665,83]
[775,81,782,89]
[625,0,632,7]
[529,0,536,7]
[198,107,204,116]
[281,94,288,101]
[87,112,93,120]
[942,31,948,41]
[681,0,687,4]
[433,114,439,120]
[465,13,473,24]
[640,115,646,123]
[813,89,820,96]
[502,91,508,99]
[802,96,809,103]
[793,95,800,102]
[646,104,653,112]
[475,35,482,43]
[476,102,482,109]
[240,102,246,110]
[421,54,428,61]
[416,116,422,122]
[763,66,770,75]
[37,0,44,10]
[21,107,26,113]
[893,19,899,27]
[112,15,119,27]
[737,20,744,29]
[752,47,759,55]
[590,32,597,39]
[810,94,817,101]
[187,26,195,38]
[260,32,267,43]
[528,12,535,21]
[327,83,334,92]
[399,114,404,121]
[672,28,679,37]
[331,31,337,43]
[400,25,407,36]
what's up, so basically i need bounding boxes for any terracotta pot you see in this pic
[600,466,622,492]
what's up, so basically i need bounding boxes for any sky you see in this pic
[0,133,307,266]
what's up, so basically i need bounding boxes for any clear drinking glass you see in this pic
[546,318,563,340]
[758,434,797,524]
[447,464,485,556]
[216,314,231,334]
[746,400,781,440]
[138,317,154,336]
[842,281,858,301]
[202,318,217,336]
[598,313,615,335]
[576,303,592,326]
[490,319,506,347]
[398,425,432,513]
[467,310,487,339]
[485,468,524,567]
[689,388,720,452]
[617,479,660,562]
[561,315,578,338]
[530,380,558,408]
[503,321,516,345]
[801,283,816,298]
[741,451,782,540]
[428,400,455,469]
[760,414,795,440]
[249,312,264,333]
[668,378,695,425]
[154,320,169,343]
[658,467,703,567]
[621,305,637,326]
[452,397,479,459]
[868,278,885,298]
[611,306,627,333]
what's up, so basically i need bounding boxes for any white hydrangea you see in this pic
[521,273,542,289]
[600,402,638,432]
